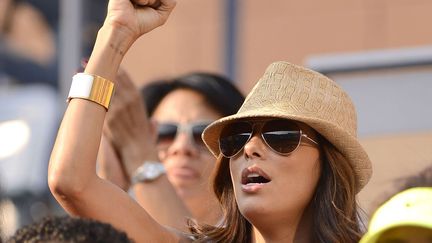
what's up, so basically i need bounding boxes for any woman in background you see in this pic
[98,71,244,230]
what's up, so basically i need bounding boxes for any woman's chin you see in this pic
[239,200,272,221]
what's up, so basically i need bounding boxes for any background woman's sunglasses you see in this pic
[219,119,318,158]
[157,122,211,149]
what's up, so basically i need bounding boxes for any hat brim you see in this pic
[202,107,372,193]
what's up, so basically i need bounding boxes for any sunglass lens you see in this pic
[192,124,209,146]
[219,122,252,157]
[262,120,301,154]
[157,124,177,145]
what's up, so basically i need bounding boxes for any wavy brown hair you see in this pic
[189,137,364,243]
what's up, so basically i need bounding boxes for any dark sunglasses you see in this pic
[157,121,211,149]
[219,119,319,158]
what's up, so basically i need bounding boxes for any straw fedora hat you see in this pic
[202,61,372,192]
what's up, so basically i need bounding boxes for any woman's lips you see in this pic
[241,183,268,193]
[241,166,271,193]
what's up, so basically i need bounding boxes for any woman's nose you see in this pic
[243,134,267,160]
[166,130,199,156]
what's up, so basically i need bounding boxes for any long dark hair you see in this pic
[189,137,363,243]
[141,72,244,117]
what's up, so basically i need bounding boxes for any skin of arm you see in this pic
[47,0,186,242]
[97,134,130,190]
[98,69,192,231]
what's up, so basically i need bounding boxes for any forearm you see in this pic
[121,150,193,231]
[85,26,134,80]
[133,175,192,232]
[48,26,131,203]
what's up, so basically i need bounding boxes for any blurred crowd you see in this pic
[0,0,106,236]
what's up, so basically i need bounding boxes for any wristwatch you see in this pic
[130,161,166,185]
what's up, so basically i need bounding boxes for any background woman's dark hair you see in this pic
[141,72,244,117]
[190,137,363,243]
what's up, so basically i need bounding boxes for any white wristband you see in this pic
[67,73,115,110]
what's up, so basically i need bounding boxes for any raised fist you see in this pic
[105,0,176,41]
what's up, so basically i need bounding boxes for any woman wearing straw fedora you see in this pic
[48,0,372,242]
